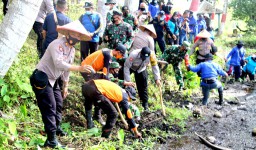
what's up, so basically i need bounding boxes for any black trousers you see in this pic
[2,0,8,15]
[33,21,44,58]
[154,37,166,54]
[30,75,63,133]
[82,81,118,130]
[241,70,254,81]
[80,41,99,61]
[131,69,148,107]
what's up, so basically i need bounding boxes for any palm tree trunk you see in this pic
[0,0,43,78]
[218,0,228,35]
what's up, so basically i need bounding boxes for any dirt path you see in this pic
[159,82,256,150]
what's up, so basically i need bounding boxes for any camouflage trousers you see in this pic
[172,63,184,88]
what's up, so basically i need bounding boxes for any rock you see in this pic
[214,111,222,118]
[252,128,256,136]
[206,136,216,144]
[237,105,247,111]
[186,103,194,110]
[193,108,202,117]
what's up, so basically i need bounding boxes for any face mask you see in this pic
[140,8,145,11]
[86,11,91,15]
[113,73,119,78]
[105,5,110,10]
[160,16,165,21]
[123,11,128,17]
[66,36,79,46]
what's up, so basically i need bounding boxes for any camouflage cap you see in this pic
[110,62,121,69]
[182,41,191,49]
[113,10,123,16]
[105,0,116,5]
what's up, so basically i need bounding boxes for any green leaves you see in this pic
[20,105,27,118]
[117,129,125,146]
[8,121,17,136]
[1,85,8,96]
[86,127,100,137]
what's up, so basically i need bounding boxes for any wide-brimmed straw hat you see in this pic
[56,20,92,41]
[196,29,211,38]
[139,24,157,38]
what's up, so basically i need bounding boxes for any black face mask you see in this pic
[237,44,243,49]
[66,36,79,46]
[113,73,119,78]
[123,11,128,17]
[140,8,145,11]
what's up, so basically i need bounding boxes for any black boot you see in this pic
[86,111,95,129]
[142,102,149,111]
[101,128,111,138]
[93,107,106,125]
[44,132,62,148]
[56,125,67,136]
[218,90,224,105]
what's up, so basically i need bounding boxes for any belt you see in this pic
[202,78,216,84]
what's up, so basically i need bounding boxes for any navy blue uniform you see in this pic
[42,11,71,55]
[149,17,173,54]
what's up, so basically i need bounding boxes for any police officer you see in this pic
[161,41,191,90]
[30,21,92,148]
[187,53,228,105]
[122,6,138,31]
[149,10,176,54]
[79,2,103,61]
[82,79,142,139]
[124,47,161,110]
[103,10,133,49]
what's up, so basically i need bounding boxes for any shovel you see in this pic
[158,85,166,116]
[114,103,129,129]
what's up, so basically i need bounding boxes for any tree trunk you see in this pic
[218,0,228,35]
[124,0,139,13]
[96,0,107,36]
[211,0,217,20]
[0,0,43,78]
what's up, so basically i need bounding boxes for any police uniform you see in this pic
[162,45,187,89]
[103,11,134,49]
[82,79,138,138]
[124,49,160,109]
[149,14,174,54]
[30,37,75,136]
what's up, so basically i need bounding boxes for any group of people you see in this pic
[28,0,256,149]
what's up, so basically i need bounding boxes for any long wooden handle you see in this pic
[159,86,166,116]
[115,103,129,129]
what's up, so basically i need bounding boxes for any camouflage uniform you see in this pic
[104,22,133,49]
[123,14,138,31]
[162,45,187,89]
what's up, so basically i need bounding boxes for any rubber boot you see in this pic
[142,102,149,111]
[56,125,67,136]
[101,128,111,138]
[218,90,223,105]
[86,111,95,129]
[44,132,63,148]
[93,106,106,125]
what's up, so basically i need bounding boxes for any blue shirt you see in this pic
[243,56,256,75]
[168,20,179,35]
[226,46,246,66]
[188,16,197,35]
[79,12,102,42]
[189,60,227,79]
[43,11,71,49]
[179,17,187,35]
[148,4,159,18]
[197,19,206,33]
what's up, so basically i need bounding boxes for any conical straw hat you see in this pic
[57,20,92,41]
[139,24,157,38]
[196,29,211,38]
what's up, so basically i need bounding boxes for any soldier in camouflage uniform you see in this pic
[161,41,191,90]
[103,10,134,49]
[122,6,138,31]
[105,0,118,26]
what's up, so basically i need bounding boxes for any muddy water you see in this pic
[156,82,256,150]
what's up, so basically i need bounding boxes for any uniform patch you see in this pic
[58,45,64,52]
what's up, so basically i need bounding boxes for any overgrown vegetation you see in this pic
[0,2,255,149]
